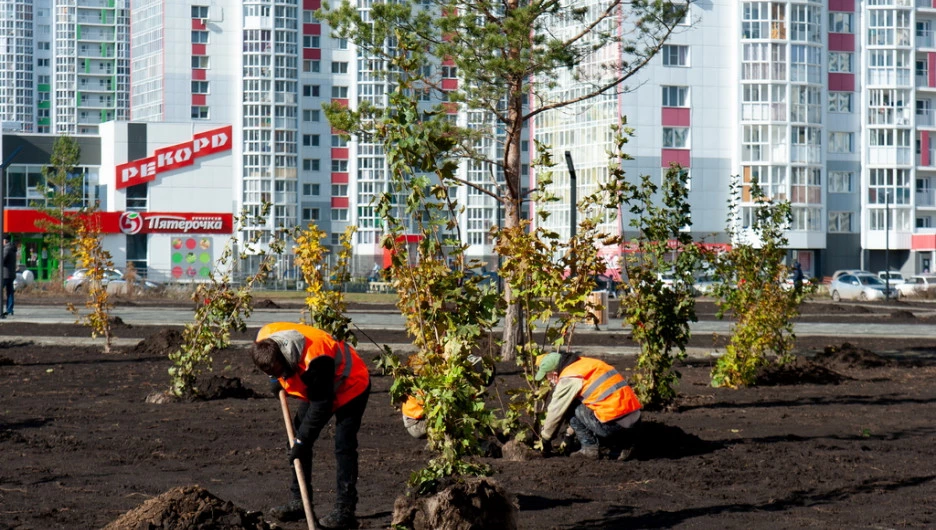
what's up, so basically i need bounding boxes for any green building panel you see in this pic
[38,101,50,109]
[37,84,50,92]
[37,118,50,126]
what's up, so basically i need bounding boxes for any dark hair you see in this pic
[251,339,284,375]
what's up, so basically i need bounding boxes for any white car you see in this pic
[895,275,936,298]
[877,271,906,286]
[829,273,896,301]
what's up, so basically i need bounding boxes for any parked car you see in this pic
[877,270,906,286]
[895,274,936,298]
[692,274,718,295]
[831,269,872,282]
[65,268,162,294]
[829,273,896,301]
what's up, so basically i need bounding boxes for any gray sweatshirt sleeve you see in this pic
[540,377,583,441]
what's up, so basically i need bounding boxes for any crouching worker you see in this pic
[401,394,427,439]
[536,351,641,460]
[251,322,370,529]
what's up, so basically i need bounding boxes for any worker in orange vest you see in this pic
[252,322,370,529]
[536,351,642,460]
[401,394,427,439]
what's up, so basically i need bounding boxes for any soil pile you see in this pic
[132,328,185,356]
[391,477,517,530]
[103,485,272,530]
[815,342,895,369]
[253,299,281,309]
[755,356,850,386]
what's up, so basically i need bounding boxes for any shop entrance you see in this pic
[15,237,59,282]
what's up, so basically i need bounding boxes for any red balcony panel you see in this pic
[661,149,690,168]
[192,43,206,56]
[331,99,349,108]
[442,79,458,91]
[192,94,206,106]
[303,48,321,60]
[828,33,855,52]
[442,102,459,114]
[332,147,349,159]
[930,54,936,88]
[331,173,349,184]
[912,233,936,250]
[192,19,206,30]
[661,108,690,127]
[828,73,854,92]
[828,0,854,11]
[331,198,349,208]
[304,24,321,36]
[441,58,455,66]
[304,0,321,10]
[192,69,206,81]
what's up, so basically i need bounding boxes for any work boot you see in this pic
[319,504,357,529]
[268,499,305,522]
[570,444,599,460]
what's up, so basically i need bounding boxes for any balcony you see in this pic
[918,29,936,48]
[917,189,936,207]
[918,108,936,126]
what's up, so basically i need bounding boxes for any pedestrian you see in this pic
[251,322,370,529]
[536,351,642,460]
[792,261,804,293]
[2,235,17,318]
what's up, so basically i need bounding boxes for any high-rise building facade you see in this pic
[8,0,936,279]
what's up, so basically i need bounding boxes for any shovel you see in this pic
[279,389,317,530]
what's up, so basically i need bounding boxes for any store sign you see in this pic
[118,212,233,235]
[115,125,233,189]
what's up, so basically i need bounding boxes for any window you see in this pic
[662,45,688,66]
[192,31,209,44]
[829,12,853,33]
[331,61,348,74]
[303,10,317,23]
[829,52,853,73]
[302,208,320,221]
[337,38,349,49]
[829,132,853,153]
[303,60,321,73]
[742,125,769,162]
[442,65,458,78]
[662,127,689,148]
[303,134,320,146]
[38,42,49,50]
[37,58,49,67]
[303,109,321,122]
[331,209,348,221]
[828,212,853,232]
[829,171,854,193]
[332,184,348,196]
[331,160,349,172]
[303,35,320,48]
[331,86,348,98]
[829,92,853,113]
[331,135,348,147]
[192,6,209,19]
[191,106,209,119]
[191,56,209,68]
[191,81,209,94]
[303,159,314,171]
[662,86,689,107]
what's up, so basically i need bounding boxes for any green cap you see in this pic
[535,352,561,381]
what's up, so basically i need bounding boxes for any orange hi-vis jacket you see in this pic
[256,322,370,410]
[560,357,642,423]
[401,395,425,420]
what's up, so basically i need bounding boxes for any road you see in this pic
[6,301,936,339]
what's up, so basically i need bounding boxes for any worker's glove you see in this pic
[288,439,310,463]
[269,378,283,396]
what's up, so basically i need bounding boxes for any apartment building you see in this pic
[6,0,936,280]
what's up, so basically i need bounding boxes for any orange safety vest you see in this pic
[401,395,424,420]
[559,357,642,423]
[256,323,370,410]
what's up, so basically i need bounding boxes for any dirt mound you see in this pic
[103,485,272,530]
[132,329,185,356]
[392,477,517,530]
[195,375,258,400]
[755,356,850,386]
[631,420,720,460]
[814,343,894,369]
[890,309,916,319]
[253,299,281,309]
[109,315,130,327]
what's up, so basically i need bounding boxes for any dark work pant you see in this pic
[290,384,370,509]
[569,402,638,448]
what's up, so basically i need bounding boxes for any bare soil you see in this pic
[1,299,935,529]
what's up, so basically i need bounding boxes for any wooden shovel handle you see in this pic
[279,389,316,530]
